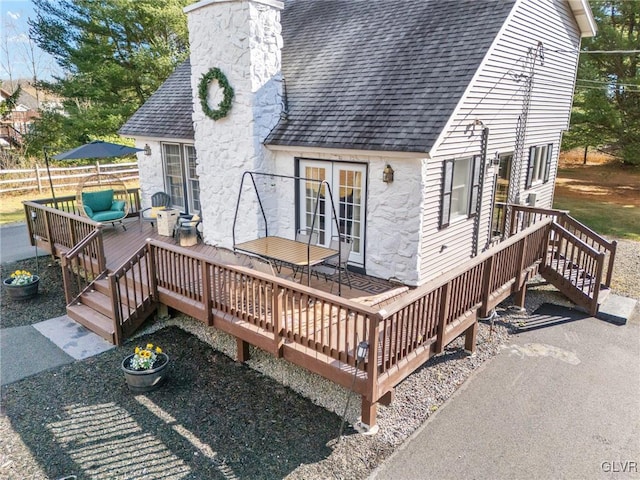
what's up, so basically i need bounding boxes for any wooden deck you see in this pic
[99,217,390,299]
[22,198,615,429]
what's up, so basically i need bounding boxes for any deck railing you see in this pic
[24,201,99,256]
[61,227,107,305]
[30,188,142,217]
[109,244,158,346]
[372,220,552,399]
[510,204,616,288]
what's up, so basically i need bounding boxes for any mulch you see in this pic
[1,257,67,329]
[0,327,349,479]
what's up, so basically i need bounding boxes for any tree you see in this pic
[0,82,22,119]
[564,0,640,165]
[26,0,190,154]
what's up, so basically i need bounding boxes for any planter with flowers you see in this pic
[3,270,39,300]
[121,343,169,393]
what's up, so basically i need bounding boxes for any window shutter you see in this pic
[440,159,454,228]
[468,155,481,217]
[543,143,553,183]
[525,146,535,189]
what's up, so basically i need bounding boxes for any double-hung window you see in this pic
[440,155,481,228]
[526,144,553,188]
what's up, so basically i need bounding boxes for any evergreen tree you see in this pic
[26,0,190,154]
[565,0,640,165]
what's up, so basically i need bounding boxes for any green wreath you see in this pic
[198,67,234,120]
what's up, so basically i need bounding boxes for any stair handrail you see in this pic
[61,226,106,305]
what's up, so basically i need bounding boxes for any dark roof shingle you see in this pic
[266,0,516,152]
[119,59,194,140]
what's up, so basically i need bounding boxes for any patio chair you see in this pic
[291,229,320,278]
[76,173,130,230]
[311,236,353,292]
[250,258,276,276]
[139,192,171,231]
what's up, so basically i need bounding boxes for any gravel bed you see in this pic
[1,239,637,479]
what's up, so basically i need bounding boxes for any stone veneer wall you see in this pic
[186,0,284,247]
[133,139,167,209]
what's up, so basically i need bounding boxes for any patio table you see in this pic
[234,236,339,287]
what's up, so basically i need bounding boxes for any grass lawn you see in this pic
[0,189,79,225]
[554,151,640,241]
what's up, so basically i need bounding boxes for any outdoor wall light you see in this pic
[144,144,152,156]
[356,341,369,363]
[382,164,394,183]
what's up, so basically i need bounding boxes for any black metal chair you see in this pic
[139,192,171,231]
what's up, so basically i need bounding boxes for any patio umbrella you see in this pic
[52,140,143,160]
[45,140,143,208]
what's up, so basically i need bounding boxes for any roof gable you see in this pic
[119,59,194,140]
[265,0,516,153]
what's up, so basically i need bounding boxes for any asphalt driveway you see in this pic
[372,304,640,480]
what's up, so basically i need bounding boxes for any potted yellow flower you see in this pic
[3,269,39,300]
[121,343,169,393]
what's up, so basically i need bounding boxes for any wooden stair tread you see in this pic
[66,303,114,342]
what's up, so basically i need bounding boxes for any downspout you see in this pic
[472,125,489,257]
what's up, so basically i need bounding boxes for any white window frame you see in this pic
[440,156,480,228]
[526,144,553,188]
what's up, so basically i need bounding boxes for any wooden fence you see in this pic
[0,161,139,194]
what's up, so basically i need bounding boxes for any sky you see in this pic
[1,0,61,82]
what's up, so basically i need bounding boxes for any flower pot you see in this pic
[121,353,169,393]
[3,275,39,300]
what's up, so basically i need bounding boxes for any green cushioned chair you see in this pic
[76,174,130,230]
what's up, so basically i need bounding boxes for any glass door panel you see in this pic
[298,160,366,267]
[163,144,185,211]
[185,145,200,214]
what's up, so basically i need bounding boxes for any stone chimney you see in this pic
[185,0,284,247]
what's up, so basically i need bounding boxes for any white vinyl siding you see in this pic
[420,0,582,283]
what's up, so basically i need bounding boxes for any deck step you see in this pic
[79,289,113,317]
[66,304,115,344]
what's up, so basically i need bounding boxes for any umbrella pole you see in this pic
[43,146,58,210]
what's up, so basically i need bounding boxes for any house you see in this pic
[120,0,596,287]
[28,0,616,429]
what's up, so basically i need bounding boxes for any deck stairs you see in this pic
[66,272,156,345]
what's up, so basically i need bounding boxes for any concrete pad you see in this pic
[372,304,640,480]
[598,293,637,325]
[33,315,114,360]
[0,326,74,386]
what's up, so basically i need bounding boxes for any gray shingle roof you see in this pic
[266,0,516,153]
[119,59,194,140]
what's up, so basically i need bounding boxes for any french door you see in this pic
[162,144,200,214]
[298,159,366,267]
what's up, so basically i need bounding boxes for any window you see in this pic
[526,144,553,188]
[162,143,200,214]
[440,156,481,228]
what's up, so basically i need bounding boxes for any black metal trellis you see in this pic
[232,171,346,295]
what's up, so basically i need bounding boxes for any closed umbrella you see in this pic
[45,140,143,207]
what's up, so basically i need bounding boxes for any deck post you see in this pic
[379,389,394,406]
[360,396,377,429]
[236,338,251,363]
[273,288,284,357]
[512,236,529,308]
[464,316,478,354]
[109,273,123,346]
[435,283,451,354]
[480,256,495,317]
[201,261,213,326]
